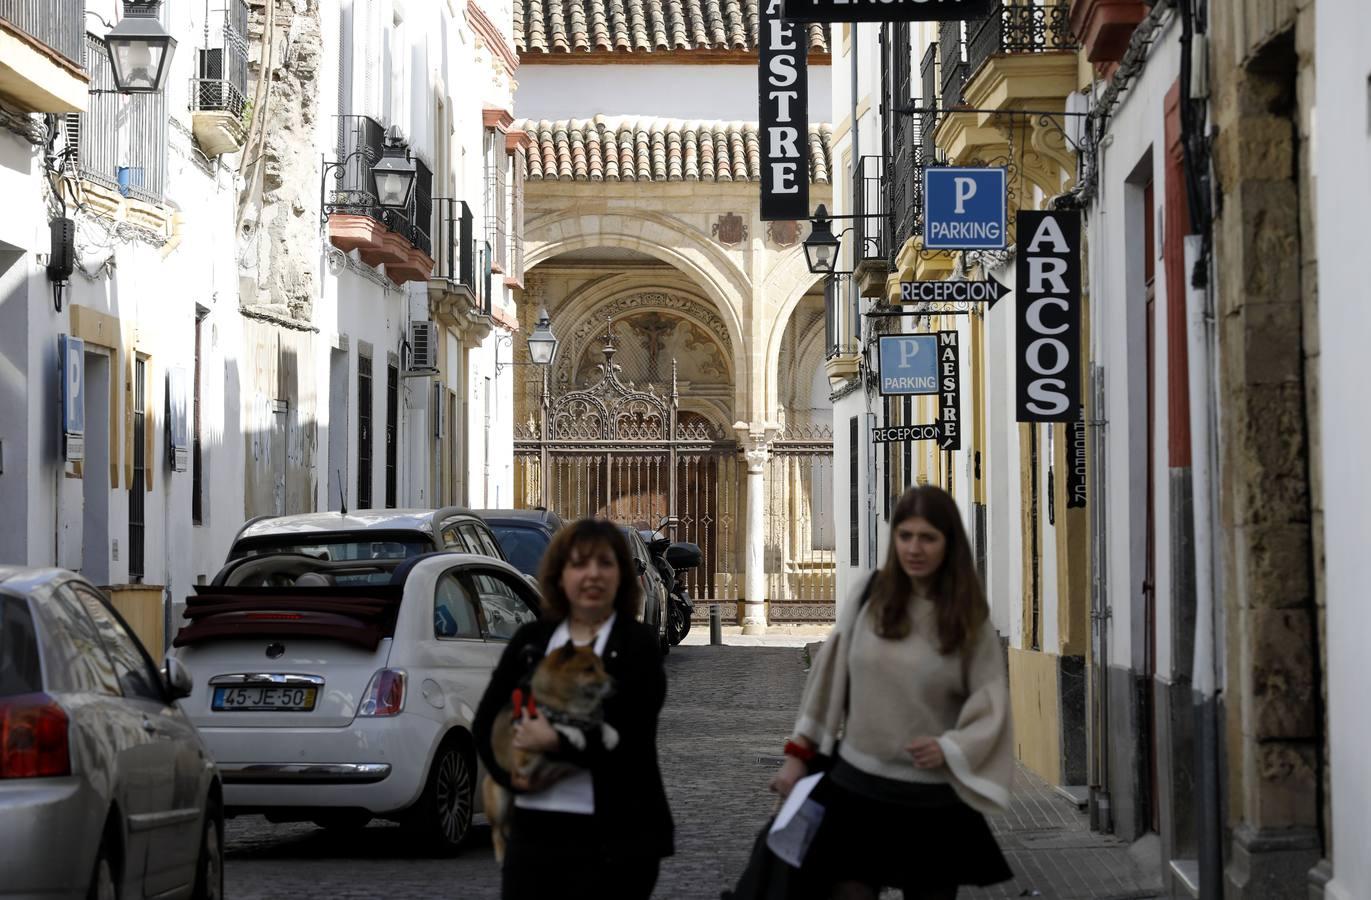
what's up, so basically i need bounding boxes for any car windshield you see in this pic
[230,536,430,564]
[488,524,551,577]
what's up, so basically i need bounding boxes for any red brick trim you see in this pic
[483,107,515,131]
[505,129,531,152]
[468,1,520,78]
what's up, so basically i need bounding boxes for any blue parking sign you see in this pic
[923,167,1007,250]
[877,334,939,396]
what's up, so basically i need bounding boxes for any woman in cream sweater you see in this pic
[770,485,1014,900]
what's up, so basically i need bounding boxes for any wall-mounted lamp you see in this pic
[99,1,178,94]
[803,204,891,276]
[495,308,560,375]
[371,135,418,211]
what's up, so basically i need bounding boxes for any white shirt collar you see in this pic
[546,611,617,658]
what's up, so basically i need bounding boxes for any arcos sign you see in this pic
[1015,210,1081,422]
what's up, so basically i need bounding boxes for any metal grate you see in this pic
[0,0,86,69]
[129,359,146,581]
[484,139,508,272]
[967,1,1077,81]
[358,355,372,508]
[432,198,476,290]
[939,20,968,108]
[73,32,167,204]
[328,114,386,220]
[853,155,888,262]
[824,274,858,360]
[192,317,203,525]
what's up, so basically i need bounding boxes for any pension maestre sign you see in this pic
[783,0,994,23]
[759,0,808,221]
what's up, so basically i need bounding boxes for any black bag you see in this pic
[721,817,811,900]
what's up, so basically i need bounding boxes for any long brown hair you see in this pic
[868,485,987,654]
[537,519,642,622]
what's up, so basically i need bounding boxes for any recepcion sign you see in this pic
[783,0,993,23]
[877,334,939,396]
[1067,405,1087,508]
[59,334,85,463]
[1016,209,1082,422]
[873,423,941,443]
[759,0,808,221]
[924,167,1007,250]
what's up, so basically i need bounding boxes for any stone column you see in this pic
[742,441,770,634]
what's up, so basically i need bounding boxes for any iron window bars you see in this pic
[190,0,249,118]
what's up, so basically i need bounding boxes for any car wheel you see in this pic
[87,840,117,900]
[191,808,224,900]
[406,738,474,855]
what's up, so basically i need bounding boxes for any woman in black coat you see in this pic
[474,518,674,900]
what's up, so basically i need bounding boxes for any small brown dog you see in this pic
[482,641,619,861]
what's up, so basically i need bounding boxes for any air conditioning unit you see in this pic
[406,320,439,376]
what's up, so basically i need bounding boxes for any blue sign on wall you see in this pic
[59,334,85,462]
[877,334,939,396]
[923,167,1007,250]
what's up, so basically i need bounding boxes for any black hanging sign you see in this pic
[759,0,808,221]
[783,0,994,24]
[1015,209,1081,422]
[937,330,961,450]
[1067,404,1087,508]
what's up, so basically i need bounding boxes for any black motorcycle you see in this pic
[642,527,701,647]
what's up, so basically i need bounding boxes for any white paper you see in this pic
[767,772,825,867]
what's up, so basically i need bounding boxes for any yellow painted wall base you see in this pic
[1008,647,1064,785]
[105,584,166,658]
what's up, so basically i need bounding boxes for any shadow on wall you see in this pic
[244,342,318,519]
[0,246,28,564]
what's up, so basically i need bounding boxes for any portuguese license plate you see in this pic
[212,685,318,712]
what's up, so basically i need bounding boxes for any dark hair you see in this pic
[869,485,988,654]
[537,519,642,622]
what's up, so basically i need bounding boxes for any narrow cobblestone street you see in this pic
[225,643,1161,899]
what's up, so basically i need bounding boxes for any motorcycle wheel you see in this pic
[667,598,691,645]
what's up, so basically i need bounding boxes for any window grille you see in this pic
[385,363,398,508]
[70,32,167,204]
[130,358,146,581]
[191,0,250,117]
[358,355,372,508]
[0,0,86,68]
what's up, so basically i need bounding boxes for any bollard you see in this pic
[709,603,722,645]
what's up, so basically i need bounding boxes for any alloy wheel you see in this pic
[433,746,473,847]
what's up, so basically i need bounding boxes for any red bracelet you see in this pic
[783,739,816,762]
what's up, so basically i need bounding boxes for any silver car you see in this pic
[0,568,223,899]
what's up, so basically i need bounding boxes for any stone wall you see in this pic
[237,0,323,320]
[1208,0,1324,894]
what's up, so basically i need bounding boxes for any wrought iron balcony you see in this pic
[853,155,890,265]
[69,32,166,203]
[939,21,968,108]
[824,273,859,361]
[190,0,249,117]
[432,198,476,295]
[966,1,1077,79]
[327,114,387,221]
[0,0,86,68]
[383,155,433,257]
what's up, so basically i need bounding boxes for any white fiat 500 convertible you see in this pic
[172,547,540,854]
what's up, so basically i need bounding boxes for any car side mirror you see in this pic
[163,656,193,701]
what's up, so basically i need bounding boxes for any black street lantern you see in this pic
[803,204,841,275]
[104,2,177,93]
[372,138,418,211]
[526,308,559,367]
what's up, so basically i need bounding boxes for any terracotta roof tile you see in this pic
[516,0,828,55]
[521,117,832,184]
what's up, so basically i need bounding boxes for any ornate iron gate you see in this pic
[513,340,742,608]
[765,426,837,621]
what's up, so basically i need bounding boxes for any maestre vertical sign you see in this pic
[759,0,808,221]
[937,330,960,450]
[1016,210,1082,422]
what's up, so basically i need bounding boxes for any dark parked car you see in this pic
[620,526,671,654]
[0,567,223,899]
[473,508,565,579]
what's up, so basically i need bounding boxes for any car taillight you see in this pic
[0,693,71,779]
[357,669,405,717]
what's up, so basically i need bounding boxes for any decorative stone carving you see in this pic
[767,220,802,248]
[712,213,748,246]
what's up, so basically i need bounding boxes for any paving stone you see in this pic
[225,644,1160,899]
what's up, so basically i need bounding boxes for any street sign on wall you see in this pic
[937,330,960,450]
[1067,405,1087,508]
[899,278,1009,306]
[59,334,84,463]
[877,334,939,396]
[1016,209,1082,422]
[759,0,808,221]
[924,167,1007,250]
[783,0,994,23]
[873,423,941,443]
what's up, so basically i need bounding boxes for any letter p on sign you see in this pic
[897,338,921,368]
[953,177,977,214]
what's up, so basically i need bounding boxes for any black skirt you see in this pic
[801,760,1014,892]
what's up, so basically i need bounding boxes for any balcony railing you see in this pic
[383,155,433,258]
[853,155,890,264]
[939,21,967,108]
[70,32,166,203]
[824,273,859,360]
[328,114,386,220]
[432,198,476,293]
[0,0,86,69]
[190,0,249,117]
[484,157,507,273]
[919,43,940,163]
[967,1,1077,79]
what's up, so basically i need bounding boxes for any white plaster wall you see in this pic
[517,64,833,124]
[1315,6,1371,898]
[985,258,1019,642]
[1090,17,1182,673]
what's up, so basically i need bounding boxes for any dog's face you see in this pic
[530,641,614,715]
